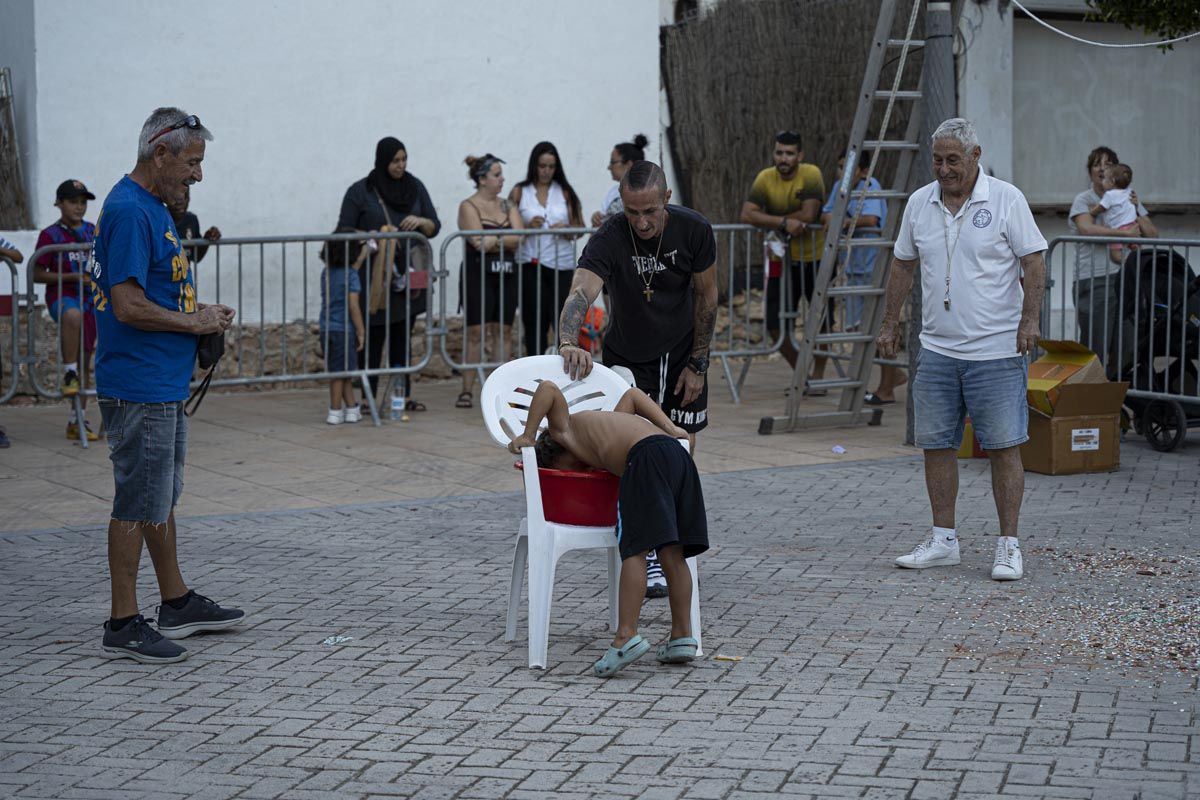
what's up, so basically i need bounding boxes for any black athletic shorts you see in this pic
[602,333,709,434]
[616,435,709,561]
[765,259,835,334]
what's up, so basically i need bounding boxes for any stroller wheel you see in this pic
[1142,399,1186,452]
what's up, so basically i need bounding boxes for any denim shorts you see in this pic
[912,348,1029,450]
[98,397,187,523]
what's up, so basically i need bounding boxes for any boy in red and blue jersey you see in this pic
[32,180,99,440]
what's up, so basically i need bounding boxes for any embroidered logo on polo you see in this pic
[972,209,992,228]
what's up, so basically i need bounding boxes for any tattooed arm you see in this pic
[674,261,718,406]
[557,268,605,379]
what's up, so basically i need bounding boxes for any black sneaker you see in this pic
[156,591,246,639]
[101,615,188,664]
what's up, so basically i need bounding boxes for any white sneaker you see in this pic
[895,534,961,569]
[991,536,1024,581]
[325,408,344,425]
[343,406,362,423]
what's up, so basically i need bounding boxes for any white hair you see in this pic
[136,107,213,162]
[931,117,979,153]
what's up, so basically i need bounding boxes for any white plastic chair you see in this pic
[480,355,702,669]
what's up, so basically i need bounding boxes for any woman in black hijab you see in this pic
[338,137,440,412]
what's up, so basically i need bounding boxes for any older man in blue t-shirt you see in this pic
[89,107,244,664]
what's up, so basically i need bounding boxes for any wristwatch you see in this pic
[687,355,709,375]
[777,218,789,235]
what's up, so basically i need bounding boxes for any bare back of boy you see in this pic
[509,383,687,473]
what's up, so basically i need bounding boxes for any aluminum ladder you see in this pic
[759,0,924,435]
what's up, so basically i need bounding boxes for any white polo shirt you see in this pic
[895,174,1047,361]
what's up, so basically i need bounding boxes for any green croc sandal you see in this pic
[593,634,650,677]
[655,636,699,664]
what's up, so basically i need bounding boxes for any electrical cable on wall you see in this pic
[1010,0,1200,48]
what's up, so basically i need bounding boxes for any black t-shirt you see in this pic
[578,204,716,362]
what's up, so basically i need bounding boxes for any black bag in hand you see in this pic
[185,332,225,417]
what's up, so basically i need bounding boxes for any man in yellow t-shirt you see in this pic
[740,130,830,384]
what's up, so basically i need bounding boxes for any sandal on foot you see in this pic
[405,398,427,412]
[593,634,650,677]
[864,392,894,406]
[455,391,472,409]
[655,636,699,664]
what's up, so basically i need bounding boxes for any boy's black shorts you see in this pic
[616,435,709,561]
[602,333,709,434]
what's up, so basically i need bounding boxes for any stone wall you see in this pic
[1,295,775,404]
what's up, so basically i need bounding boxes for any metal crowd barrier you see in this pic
[437,224,825,403]
[19,232,435,426]
[437,227,590,392]
[10,221,905,411]
[1044,235,1199,446]
[1,256,18,404]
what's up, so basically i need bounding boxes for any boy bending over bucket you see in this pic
[508,381,709,677]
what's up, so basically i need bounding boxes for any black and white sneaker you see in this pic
[101,615,188,664]
[157,591,246,640]
[645,550,668,599]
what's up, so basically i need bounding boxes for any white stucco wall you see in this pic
[2,0,660,321]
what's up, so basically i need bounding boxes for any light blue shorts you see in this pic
[47,294,82,322]
[912,348,1028,450]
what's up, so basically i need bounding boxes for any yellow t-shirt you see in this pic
[747,164,826,263]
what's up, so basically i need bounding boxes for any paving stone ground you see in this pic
[1,447,1198,799]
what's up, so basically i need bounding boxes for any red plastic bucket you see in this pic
[515,463,620,526]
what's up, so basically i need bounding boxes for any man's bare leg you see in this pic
[872,365,908,402]
[143,512,188,602]
[613,553,648,647]
[109,519,145,619]
[924,448,958,529]
[656,545,693,640]
[987,446,1024,538]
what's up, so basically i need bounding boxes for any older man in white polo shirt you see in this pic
[877,118,1047,582]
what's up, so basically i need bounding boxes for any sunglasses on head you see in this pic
[148,115,202,144]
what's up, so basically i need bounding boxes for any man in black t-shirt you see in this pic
[167,185,222,265]
[558,161,718,598]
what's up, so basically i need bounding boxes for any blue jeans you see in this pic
[98,397,187,523]
[912,349,1028,450]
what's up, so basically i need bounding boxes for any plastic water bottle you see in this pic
[390,386,409,422]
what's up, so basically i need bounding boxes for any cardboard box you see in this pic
[1020,341,1128,475]
[1026,340,1109,416]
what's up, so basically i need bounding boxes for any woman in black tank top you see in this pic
[454,154,524,408]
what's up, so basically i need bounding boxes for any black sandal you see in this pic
[405,398,427,412]
[455,391,472,409]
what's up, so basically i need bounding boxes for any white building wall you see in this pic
[956,3,1200,337]
[2,0,660,322]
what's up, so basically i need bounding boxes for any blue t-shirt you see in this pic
[91,176,197,403]
[822,177,887,275]
[319,267,362,333]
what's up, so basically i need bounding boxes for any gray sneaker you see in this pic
[157,591,245,639]
[101,615,188,664]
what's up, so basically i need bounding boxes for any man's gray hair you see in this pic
[931,117,979,153]
[136,107,213,162]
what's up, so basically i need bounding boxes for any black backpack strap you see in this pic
[184,367,215,417]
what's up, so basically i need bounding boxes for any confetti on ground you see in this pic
[984,546,1199,674]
